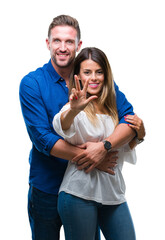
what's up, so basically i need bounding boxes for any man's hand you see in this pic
[96,151,118,175]
[72,141,107,173]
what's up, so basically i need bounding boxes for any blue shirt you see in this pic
[19,60,134,195]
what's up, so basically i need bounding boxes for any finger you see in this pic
[72,152,86,163]
[74,75,81,91]
[107,152,118,161]
[76,157,90,165]
[106,168,115,175]
[105,162,117,168]
[70,88,78,100]
[83,78,90,93]
[125,118,140,127]
[124,116,135,123]
[108,150,118,156]
[107,157,118,164]
[127,124,138,130]
[77,161,92,170]
[126,120,138,126]
[124,114,134,119]
[70,91,77,100]
[85,163,96,173]
[85,95,98,104]
[124,114,138,123]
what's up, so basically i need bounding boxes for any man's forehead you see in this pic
[50,25,78,38]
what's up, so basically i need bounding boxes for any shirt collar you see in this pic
[46,59,65,83]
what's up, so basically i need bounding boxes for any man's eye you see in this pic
[67,40,73,44]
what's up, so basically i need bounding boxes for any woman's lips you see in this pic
[88,83,99,88]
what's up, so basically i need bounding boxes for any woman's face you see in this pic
[78,59,104,96]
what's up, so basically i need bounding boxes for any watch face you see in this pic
[104,141,112,151]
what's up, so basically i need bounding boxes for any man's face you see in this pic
[46,25,82,69]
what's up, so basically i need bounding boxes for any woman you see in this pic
[53,47,145,240]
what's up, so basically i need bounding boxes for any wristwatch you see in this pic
[102,140,112,152]
[135,138,144,145]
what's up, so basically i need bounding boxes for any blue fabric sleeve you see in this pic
[19,75,62,156]
[114,81,134,124]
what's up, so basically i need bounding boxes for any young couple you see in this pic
[19,15,145,240]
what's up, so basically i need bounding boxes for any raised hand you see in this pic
[69,75,98,111]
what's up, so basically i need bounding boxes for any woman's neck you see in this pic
[92,101,108,115]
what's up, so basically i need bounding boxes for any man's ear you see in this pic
[46,38,50,50]
[77,40,82,52]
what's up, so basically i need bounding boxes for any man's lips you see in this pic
[57,53,69,58]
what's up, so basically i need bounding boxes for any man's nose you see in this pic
[59,42,66,51]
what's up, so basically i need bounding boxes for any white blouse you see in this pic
[53,104,137,205]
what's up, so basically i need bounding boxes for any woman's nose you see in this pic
[91,73,97,80]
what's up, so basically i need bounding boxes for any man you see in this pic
[19,15,136,240]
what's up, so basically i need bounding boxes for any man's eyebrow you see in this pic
[66,39,75,42]
[51,37,60,40]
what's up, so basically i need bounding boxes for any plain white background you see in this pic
[1,0,164,239]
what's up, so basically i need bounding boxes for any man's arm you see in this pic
[50,139,83,160]
[19,74,85,160]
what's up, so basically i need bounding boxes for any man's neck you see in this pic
[51,59,72,86]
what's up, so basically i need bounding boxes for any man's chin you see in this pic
[56,62,70,68]
[52,58,73,68]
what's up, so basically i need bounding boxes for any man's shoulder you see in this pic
[25,62,48,79]
[20,62,50,87]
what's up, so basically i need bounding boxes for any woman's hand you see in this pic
[124,114,145,140]
[69,75,98,111]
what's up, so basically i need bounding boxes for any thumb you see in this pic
[86,95,98,104]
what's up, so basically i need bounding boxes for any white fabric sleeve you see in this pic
[122,144,137,165]
[52,104,76,140]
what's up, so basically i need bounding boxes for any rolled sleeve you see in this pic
[114,81,134,124]
[19,75,62,156]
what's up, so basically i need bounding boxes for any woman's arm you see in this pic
[60,107,80,130]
